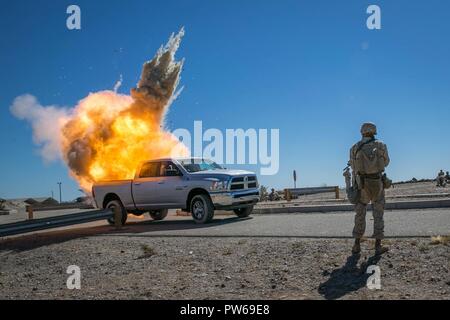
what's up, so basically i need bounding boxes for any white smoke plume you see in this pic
[10,94,69,162]
[113,74,123,92]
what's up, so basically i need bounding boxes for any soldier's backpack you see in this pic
[353,138,386,175]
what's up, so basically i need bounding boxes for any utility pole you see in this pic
[57,182,62,203]
[293,170,297,189]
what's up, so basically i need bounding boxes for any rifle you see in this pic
[342,163,360,204]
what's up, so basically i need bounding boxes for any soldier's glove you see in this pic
[382,173,392,189]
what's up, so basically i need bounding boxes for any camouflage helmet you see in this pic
[360,122,377,136]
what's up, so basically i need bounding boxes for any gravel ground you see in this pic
[0,235,448,300]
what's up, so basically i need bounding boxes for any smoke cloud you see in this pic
[11,28,189,191]
[10,94,70,162]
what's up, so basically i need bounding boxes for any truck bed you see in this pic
[92,179,135,209]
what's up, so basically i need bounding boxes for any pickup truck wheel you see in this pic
[190,194,214,224]
[106,199,128,226]
[234,206,254,218]
[149,209,168,221]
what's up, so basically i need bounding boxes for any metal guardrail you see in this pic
[0,209,113,237]
[31,204,95,212]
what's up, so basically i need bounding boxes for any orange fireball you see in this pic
[60,29,189,192]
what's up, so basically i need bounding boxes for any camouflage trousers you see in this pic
[353,177,385,240]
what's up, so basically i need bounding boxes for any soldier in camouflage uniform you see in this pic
[349,122,390,255]
[436,170,446,187]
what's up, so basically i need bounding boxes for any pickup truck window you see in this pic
[139,161,181,178]
[178,158,223,173]
[160,161,182,176]
[139,162,160,178]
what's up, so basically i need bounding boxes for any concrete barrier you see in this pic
[253,199,450,214]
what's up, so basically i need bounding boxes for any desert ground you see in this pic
[0,235,448,300]
[0,181,449,300]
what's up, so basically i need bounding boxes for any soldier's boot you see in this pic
[352,238,361,255]
[375,239,389,255]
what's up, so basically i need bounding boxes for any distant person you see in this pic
[348,122,391,255]
[268,188,276,201]
[446,171,450,183]
[436,170,446,187]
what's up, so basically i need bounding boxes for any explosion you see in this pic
[11,29,189,192]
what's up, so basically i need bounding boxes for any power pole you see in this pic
[293,170,297,189]
[57,182,62,203]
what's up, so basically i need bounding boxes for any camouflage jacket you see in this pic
[349,137,390,175]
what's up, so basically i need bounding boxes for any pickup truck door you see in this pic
[156,161,189,206]
[132,161,188,209]
[132,161,163,209]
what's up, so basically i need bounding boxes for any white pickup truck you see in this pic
[92,158,260,224]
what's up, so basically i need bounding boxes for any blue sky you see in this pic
[1,0,449,201]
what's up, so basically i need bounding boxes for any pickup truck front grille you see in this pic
[230,176,258,190]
